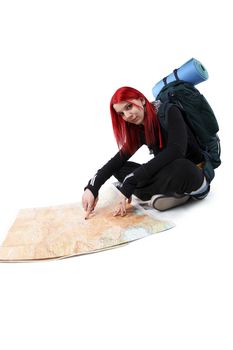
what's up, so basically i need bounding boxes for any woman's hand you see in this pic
[82,189,98,219]
[113,194,132,217]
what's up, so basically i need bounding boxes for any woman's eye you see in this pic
[126,104,132,110]
[119,112,124,116]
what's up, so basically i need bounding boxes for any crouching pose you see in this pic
[82,86,210,218]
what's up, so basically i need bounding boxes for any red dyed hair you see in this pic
[110,86,162,155]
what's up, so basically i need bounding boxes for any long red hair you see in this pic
[110,86,162,155]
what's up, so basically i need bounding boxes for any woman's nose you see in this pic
[124,111,133,119]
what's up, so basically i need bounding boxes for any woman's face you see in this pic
[113,98,145,125]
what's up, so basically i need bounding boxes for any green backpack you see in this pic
[156,80,221,182]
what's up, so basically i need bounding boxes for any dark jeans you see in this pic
[113,159,205,201]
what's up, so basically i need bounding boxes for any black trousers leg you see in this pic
[113,159,204,201]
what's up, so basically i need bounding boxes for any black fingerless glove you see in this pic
[84,181,99,199]
[117,173,137,199]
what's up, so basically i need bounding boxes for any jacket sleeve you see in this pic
[118,105,188,198]
[84,150,132,198]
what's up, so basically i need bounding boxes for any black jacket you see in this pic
[85,104,203,198]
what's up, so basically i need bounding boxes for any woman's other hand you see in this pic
[113,194,132,217]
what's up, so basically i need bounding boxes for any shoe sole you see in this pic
[151,195,190,211]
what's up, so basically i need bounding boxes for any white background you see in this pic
[0,1,232,349]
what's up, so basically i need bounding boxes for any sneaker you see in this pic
[191,186,210,200]
[150,194,190,211]
[188,178,210,200]
[132,196,151,208]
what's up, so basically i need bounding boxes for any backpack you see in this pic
[156,80,221,182]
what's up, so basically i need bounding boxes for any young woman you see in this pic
[82,86,210,218]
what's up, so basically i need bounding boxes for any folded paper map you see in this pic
[0,186,174,262]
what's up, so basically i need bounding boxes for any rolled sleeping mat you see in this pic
[152,58,209,99]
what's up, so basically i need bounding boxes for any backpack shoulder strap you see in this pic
[157,101,184,129]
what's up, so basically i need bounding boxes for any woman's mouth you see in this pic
[129,116,137,123]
